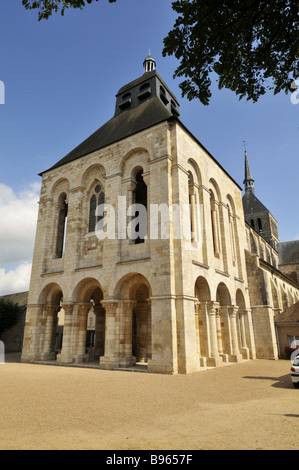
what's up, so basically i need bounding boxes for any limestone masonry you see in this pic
[21,56,299,374]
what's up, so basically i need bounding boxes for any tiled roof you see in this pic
[275,301,299,323]
[0,291,28,308]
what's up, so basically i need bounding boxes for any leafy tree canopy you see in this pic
[163,0,299,104]
[22,0,299,104]
[22,0,116,21]
[0,298,23,337]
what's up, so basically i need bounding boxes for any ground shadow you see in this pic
[243,374,294,389]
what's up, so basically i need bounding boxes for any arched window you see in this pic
[89,184,105,233]
[188,171,196,242]
[138,83,151,101]
[119,92,132,110]
[132,170,147,244]
[258,218,263,233]
[210,190,220,257]
[56,193,68,258]
[227,203,237,266]
[160,86,169,105]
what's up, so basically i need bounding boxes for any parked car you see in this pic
[291,355,299,388]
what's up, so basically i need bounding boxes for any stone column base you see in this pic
[220,354,229,363]
[228,354,243,363]
[56,354,74,364]
[207,356,222,367]
[148,360,177,375]
[40,352,56,361]
[199,357,207,367]
[241,347,250,360]
[99,356,119,370]
[21,352,41,363]
[119,356,136,368]
[74,354,89,364]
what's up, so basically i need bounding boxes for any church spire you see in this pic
[243,150,255,194]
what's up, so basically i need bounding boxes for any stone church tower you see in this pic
[242,151,279,250]
[21,56,299,373]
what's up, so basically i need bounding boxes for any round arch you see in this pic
[216,282,231,306]
[120,148,150,178]
[114,272,152,300]
[50,178,70,199]
[72,277,104,303]
[81,163,106,189]
[236,289,246,309]
[195,276,211,301]
[38,282,63,306]
[187,158,202,187]
[209,178,222,203]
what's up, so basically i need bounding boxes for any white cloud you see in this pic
[0,182,40,265]
[0,182,40,295]
[0,262,32,296]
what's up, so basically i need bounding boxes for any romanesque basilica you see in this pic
[21,56,299,374]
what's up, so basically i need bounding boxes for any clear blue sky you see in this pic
[0,0,298,293]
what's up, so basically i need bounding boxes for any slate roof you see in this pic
[40,97,173,175]
[116,70,179,105]
[275,301,299,323]
[242,191,270,216]
[278,240,299,265]
[0,291,28,309]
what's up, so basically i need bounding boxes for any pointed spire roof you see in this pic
[243,150,255,194]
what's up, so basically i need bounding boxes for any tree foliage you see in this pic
[0,298,23,337]
[162,0,299,104]
[22,0,299,105]
[22,0,116,21]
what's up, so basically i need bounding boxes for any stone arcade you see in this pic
[21,56,299,374]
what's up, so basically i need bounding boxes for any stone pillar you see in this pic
[74,303,92,363]
[239,308,250,359]
[99,300,120,370]
[57,303,75,364]
[137,301,149,363]
[119,300,137,367]
[216,306,224,356]
[40,305,60,361]
[21,304,44,363]
[194,301,202,357]
[94,304,105,357]
[146,299,152,361]
[228,306,243,363]
[207,301,221,367]
[148,297,178,375]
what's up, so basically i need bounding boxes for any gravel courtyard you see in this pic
[0,355,297,450]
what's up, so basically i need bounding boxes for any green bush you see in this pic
[0,298,22,337]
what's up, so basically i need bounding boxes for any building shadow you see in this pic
[4,352,21,363]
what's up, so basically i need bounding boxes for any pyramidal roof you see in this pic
[40,57,179,175]
[38,57,242,191]
[41,97,173,174]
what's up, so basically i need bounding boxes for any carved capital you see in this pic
[78,302,93,315]
[101,300,118,315]
[44,305,60,316]
[61,303,74,316]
